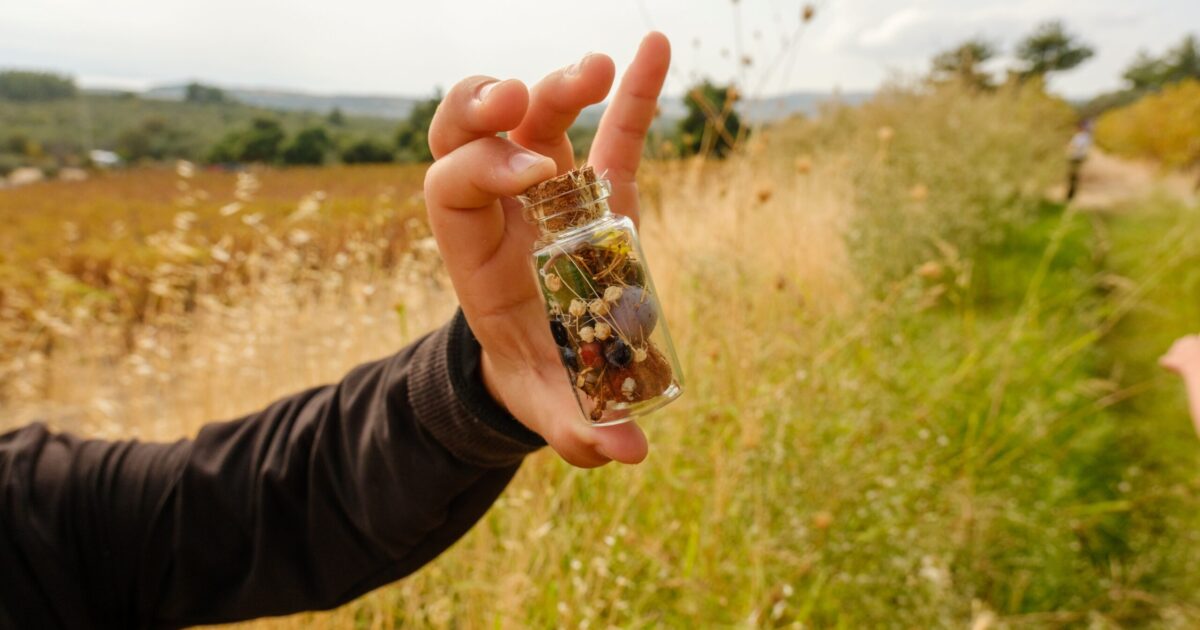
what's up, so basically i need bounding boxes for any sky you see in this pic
[2,0,1197,100]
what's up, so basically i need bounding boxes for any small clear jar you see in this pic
[518,166,683,426]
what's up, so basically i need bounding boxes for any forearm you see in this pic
[1,312,545,628]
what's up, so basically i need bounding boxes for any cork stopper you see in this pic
[518,166,611,237]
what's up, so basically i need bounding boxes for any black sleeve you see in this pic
[0,311,545,629]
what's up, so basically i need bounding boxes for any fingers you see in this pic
[590,31,671,201]
[428,76,530,160]
[424,137,556,267]
[509,53,616,172]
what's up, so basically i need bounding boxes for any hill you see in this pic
[143,84,422,120]
[0,91,399,168]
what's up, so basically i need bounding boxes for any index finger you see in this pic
[428,76,530,160]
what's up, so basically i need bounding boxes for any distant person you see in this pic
[1066,119,1093,202]
[1161,334,1200,439]
[0,33,671,628]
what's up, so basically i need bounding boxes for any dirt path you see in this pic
[1064,150,1197,211]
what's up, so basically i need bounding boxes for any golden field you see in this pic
[3,81,1200,628]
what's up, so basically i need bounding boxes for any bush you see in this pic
[394,93,440,163]
[0,70,77,102]
[206,117,285,164]
[1095,79,1200,169]
[184,82,227,104]
[772,78,1076,284]
[678,81,744,158]
[341,138,393,164]
[281,127,332,166]
[115,117,196,162]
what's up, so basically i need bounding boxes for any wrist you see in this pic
[479,349,509,412]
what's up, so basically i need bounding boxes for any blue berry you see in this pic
[550,319,570,346]
[604,339,632,368]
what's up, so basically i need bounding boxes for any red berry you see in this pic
[579,342,604,369]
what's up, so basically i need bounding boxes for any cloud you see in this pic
[857,8,930,48]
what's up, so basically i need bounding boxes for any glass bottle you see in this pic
[518,166,683,426]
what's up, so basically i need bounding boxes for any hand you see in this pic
[423,33,671,467]
[1160,334,1200,379]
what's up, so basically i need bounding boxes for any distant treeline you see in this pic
[2,27,1196,176]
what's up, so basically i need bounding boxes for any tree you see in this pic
[327,107,346,126]
[205,117,284,164]
[0,70,77,101]
[281,126,332,165]
[677,81,744,158]
[930,39,998,90]
[394,92,441,163]
[1123,34,1200,90]
[341,138,394,164]
[1015,21,1094,78]
[184,82,227,104]
[115,117,196,162]
[239,118,285,163]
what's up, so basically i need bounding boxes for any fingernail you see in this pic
[477,80,499,101]
[509,151,546,174]
[564,53,593,77]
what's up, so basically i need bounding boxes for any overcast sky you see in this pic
[2,0,1197,100]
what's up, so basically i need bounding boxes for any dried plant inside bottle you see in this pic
[519,166,682,426]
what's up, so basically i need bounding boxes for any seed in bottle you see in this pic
[605,338,632,368]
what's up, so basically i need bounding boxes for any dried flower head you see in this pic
[588,298,609,317]
[579,325,596,343]
[603,286,624,303]
[544,273,563,292]
[569,299,587,318]
[633,346,648,363]
[621,377,636,399]
[917,261,944,280]
[594,322,612,340]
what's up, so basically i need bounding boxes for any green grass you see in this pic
[1099,196,1200,622]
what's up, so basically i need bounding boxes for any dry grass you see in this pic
[3,83,1200,628]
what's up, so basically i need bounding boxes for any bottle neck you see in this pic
[534,200,613,241]
[519,167,614,244]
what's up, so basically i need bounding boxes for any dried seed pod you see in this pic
[579,325,596,342]
[608,286,658,340]
[594,322,612,340]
